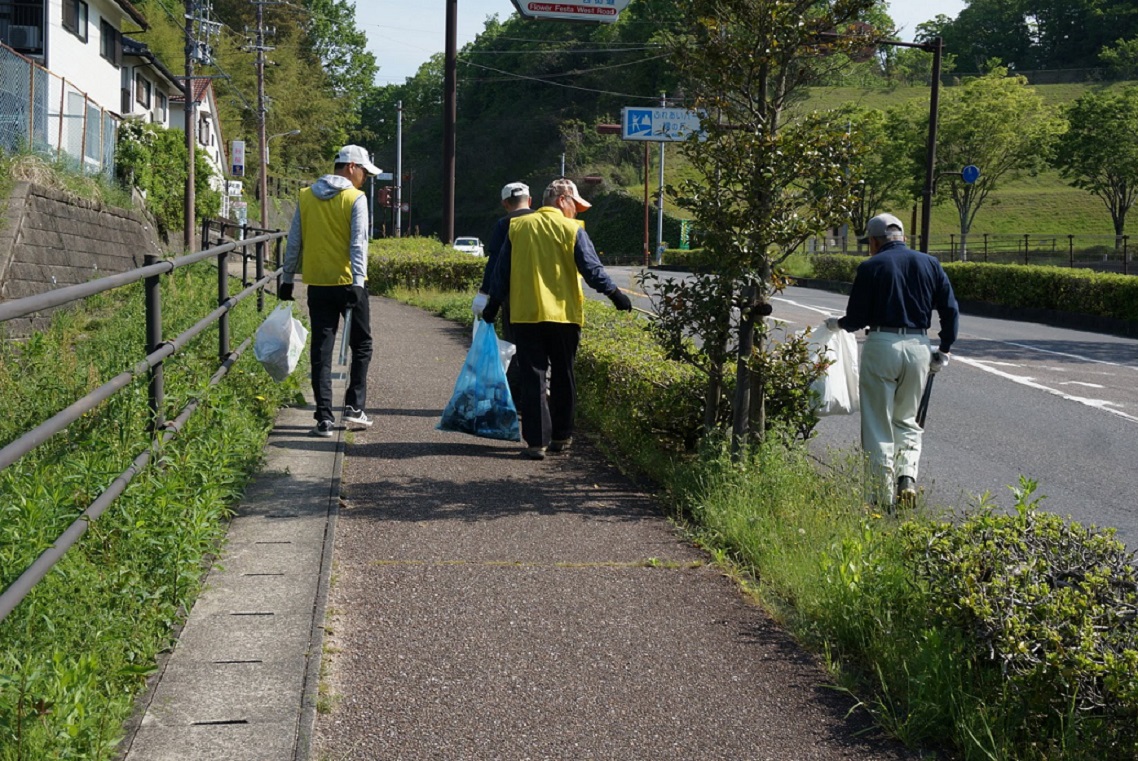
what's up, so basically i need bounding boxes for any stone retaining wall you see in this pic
[0,182,162,334]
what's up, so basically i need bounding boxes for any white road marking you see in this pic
[1060,381,1105,389]
[958,356,1138,424]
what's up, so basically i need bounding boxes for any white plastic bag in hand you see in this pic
[807,323,860,416]
[254,303,308,382]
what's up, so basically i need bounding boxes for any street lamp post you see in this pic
[261,129,301,229]
[821,32,944,253]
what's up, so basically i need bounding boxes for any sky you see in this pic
[355,0,969,86]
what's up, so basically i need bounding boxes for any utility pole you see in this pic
[250,2,276,231]
[395,100,403,237]
[656,92,666,265]
[183,1,197,252]
[182,0,219,251]
[442,0,457,243]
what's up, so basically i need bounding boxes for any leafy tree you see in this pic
[1100,37,1138,80]
[301,0,378,114]
[939,0,1138,72]
[1053,87,1138,247]
[905,68,1063,258]
[844,107,918,246]
[661,0,876,450]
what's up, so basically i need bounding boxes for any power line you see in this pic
[459,60,663,101]
[462,46,664,55]
[461,53,670,80]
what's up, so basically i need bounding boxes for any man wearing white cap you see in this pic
[280,145,380,437]
[472,182,534,400]
[825,212,959,507]
[482,178,633,460]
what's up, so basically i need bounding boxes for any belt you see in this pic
[868,326,925,335]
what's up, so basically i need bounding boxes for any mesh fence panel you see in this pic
[0,43,117,175]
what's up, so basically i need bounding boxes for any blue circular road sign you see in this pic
[962,165,981,184]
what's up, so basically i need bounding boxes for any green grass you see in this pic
[0,264,302,760]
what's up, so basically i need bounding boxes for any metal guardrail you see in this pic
[0,221,288,623]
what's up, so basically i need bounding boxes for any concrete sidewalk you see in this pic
[119,294,915,761]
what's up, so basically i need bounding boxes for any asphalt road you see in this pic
[601,266,1138,550]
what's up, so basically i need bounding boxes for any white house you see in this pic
[171,78,227,194]
[0,0,148,109]
[121,34,180,128]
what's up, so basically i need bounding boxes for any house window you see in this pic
[62,0,88,43]
[156,92,167,124]
[100,19,121,66]
[135,75,151,109]
[198,114,212,146]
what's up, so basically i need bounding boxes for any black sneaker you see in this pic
[344,406,373,428]
[312,420,334,438]
[547,437,572,453]
[521,446,546,460]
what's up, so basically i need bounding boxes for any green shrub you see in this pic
[944,262,1138,322]
[810,253,864,282]
[368,237,485,294]
[900,479,1138,756]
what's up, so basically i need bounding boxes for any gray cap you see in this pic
[857,212,905,244]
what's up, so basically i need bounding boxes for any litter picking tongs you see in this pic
[338,307,352,366]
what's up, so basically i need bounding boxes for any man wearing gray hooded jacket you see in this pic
[279,145,379,437]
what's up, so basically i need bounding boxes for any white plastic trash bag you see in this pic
[808,323,860,416]
[254,303,308,382]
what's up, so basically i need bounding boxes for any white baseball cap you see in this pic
[501,182,530,201]
[335,145,381,176]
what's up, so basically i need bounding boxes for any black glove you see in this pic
[345,284,367,309]
[278,282,294,301]
[482,298,500,324]
[608,288,633,311]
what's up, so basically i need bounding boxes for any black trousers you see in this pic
[308,285,372,423]
[511,321,580,449]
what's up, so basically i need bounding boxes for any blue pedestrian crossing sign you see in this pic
[621,107,704,142]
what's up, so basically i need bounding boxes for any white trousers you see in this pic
[859,332,932,504]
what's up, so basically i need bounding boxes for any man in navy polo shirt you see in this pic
[826,213,959,507]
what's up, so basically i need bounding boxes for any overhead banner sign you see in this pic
[510,0,632,23]
[621,107,704,142]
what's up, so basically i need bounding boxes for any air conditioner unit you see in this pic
[10,25,41,50]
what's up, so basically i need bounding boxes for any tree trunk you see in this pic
[702,370,722,433]
[730,285,758,459]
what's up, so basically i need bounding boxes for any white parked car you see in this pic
[453,237,485,256]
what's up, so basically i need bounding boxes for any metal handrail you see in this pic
[0,221,289,624]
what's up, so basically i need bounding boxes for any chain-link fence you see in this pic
[1,43,117,177]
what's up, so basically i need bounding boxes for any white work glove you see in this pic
[930,350,950,374]
[471,292,489,317]
[824,317,842,331]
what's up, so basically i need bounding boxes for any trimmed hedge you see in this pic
[368,236,485,294]
[808,255,1138,323]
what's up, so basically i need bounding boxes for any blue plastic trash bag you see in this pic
[437,320,521,441]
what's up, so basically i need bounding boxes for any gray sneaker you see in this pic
[312,420,335,438]
[344,406,373,427]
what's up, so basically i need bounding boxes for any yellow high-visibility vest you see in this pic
[297,186,363,285]
[507,207,585,325]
